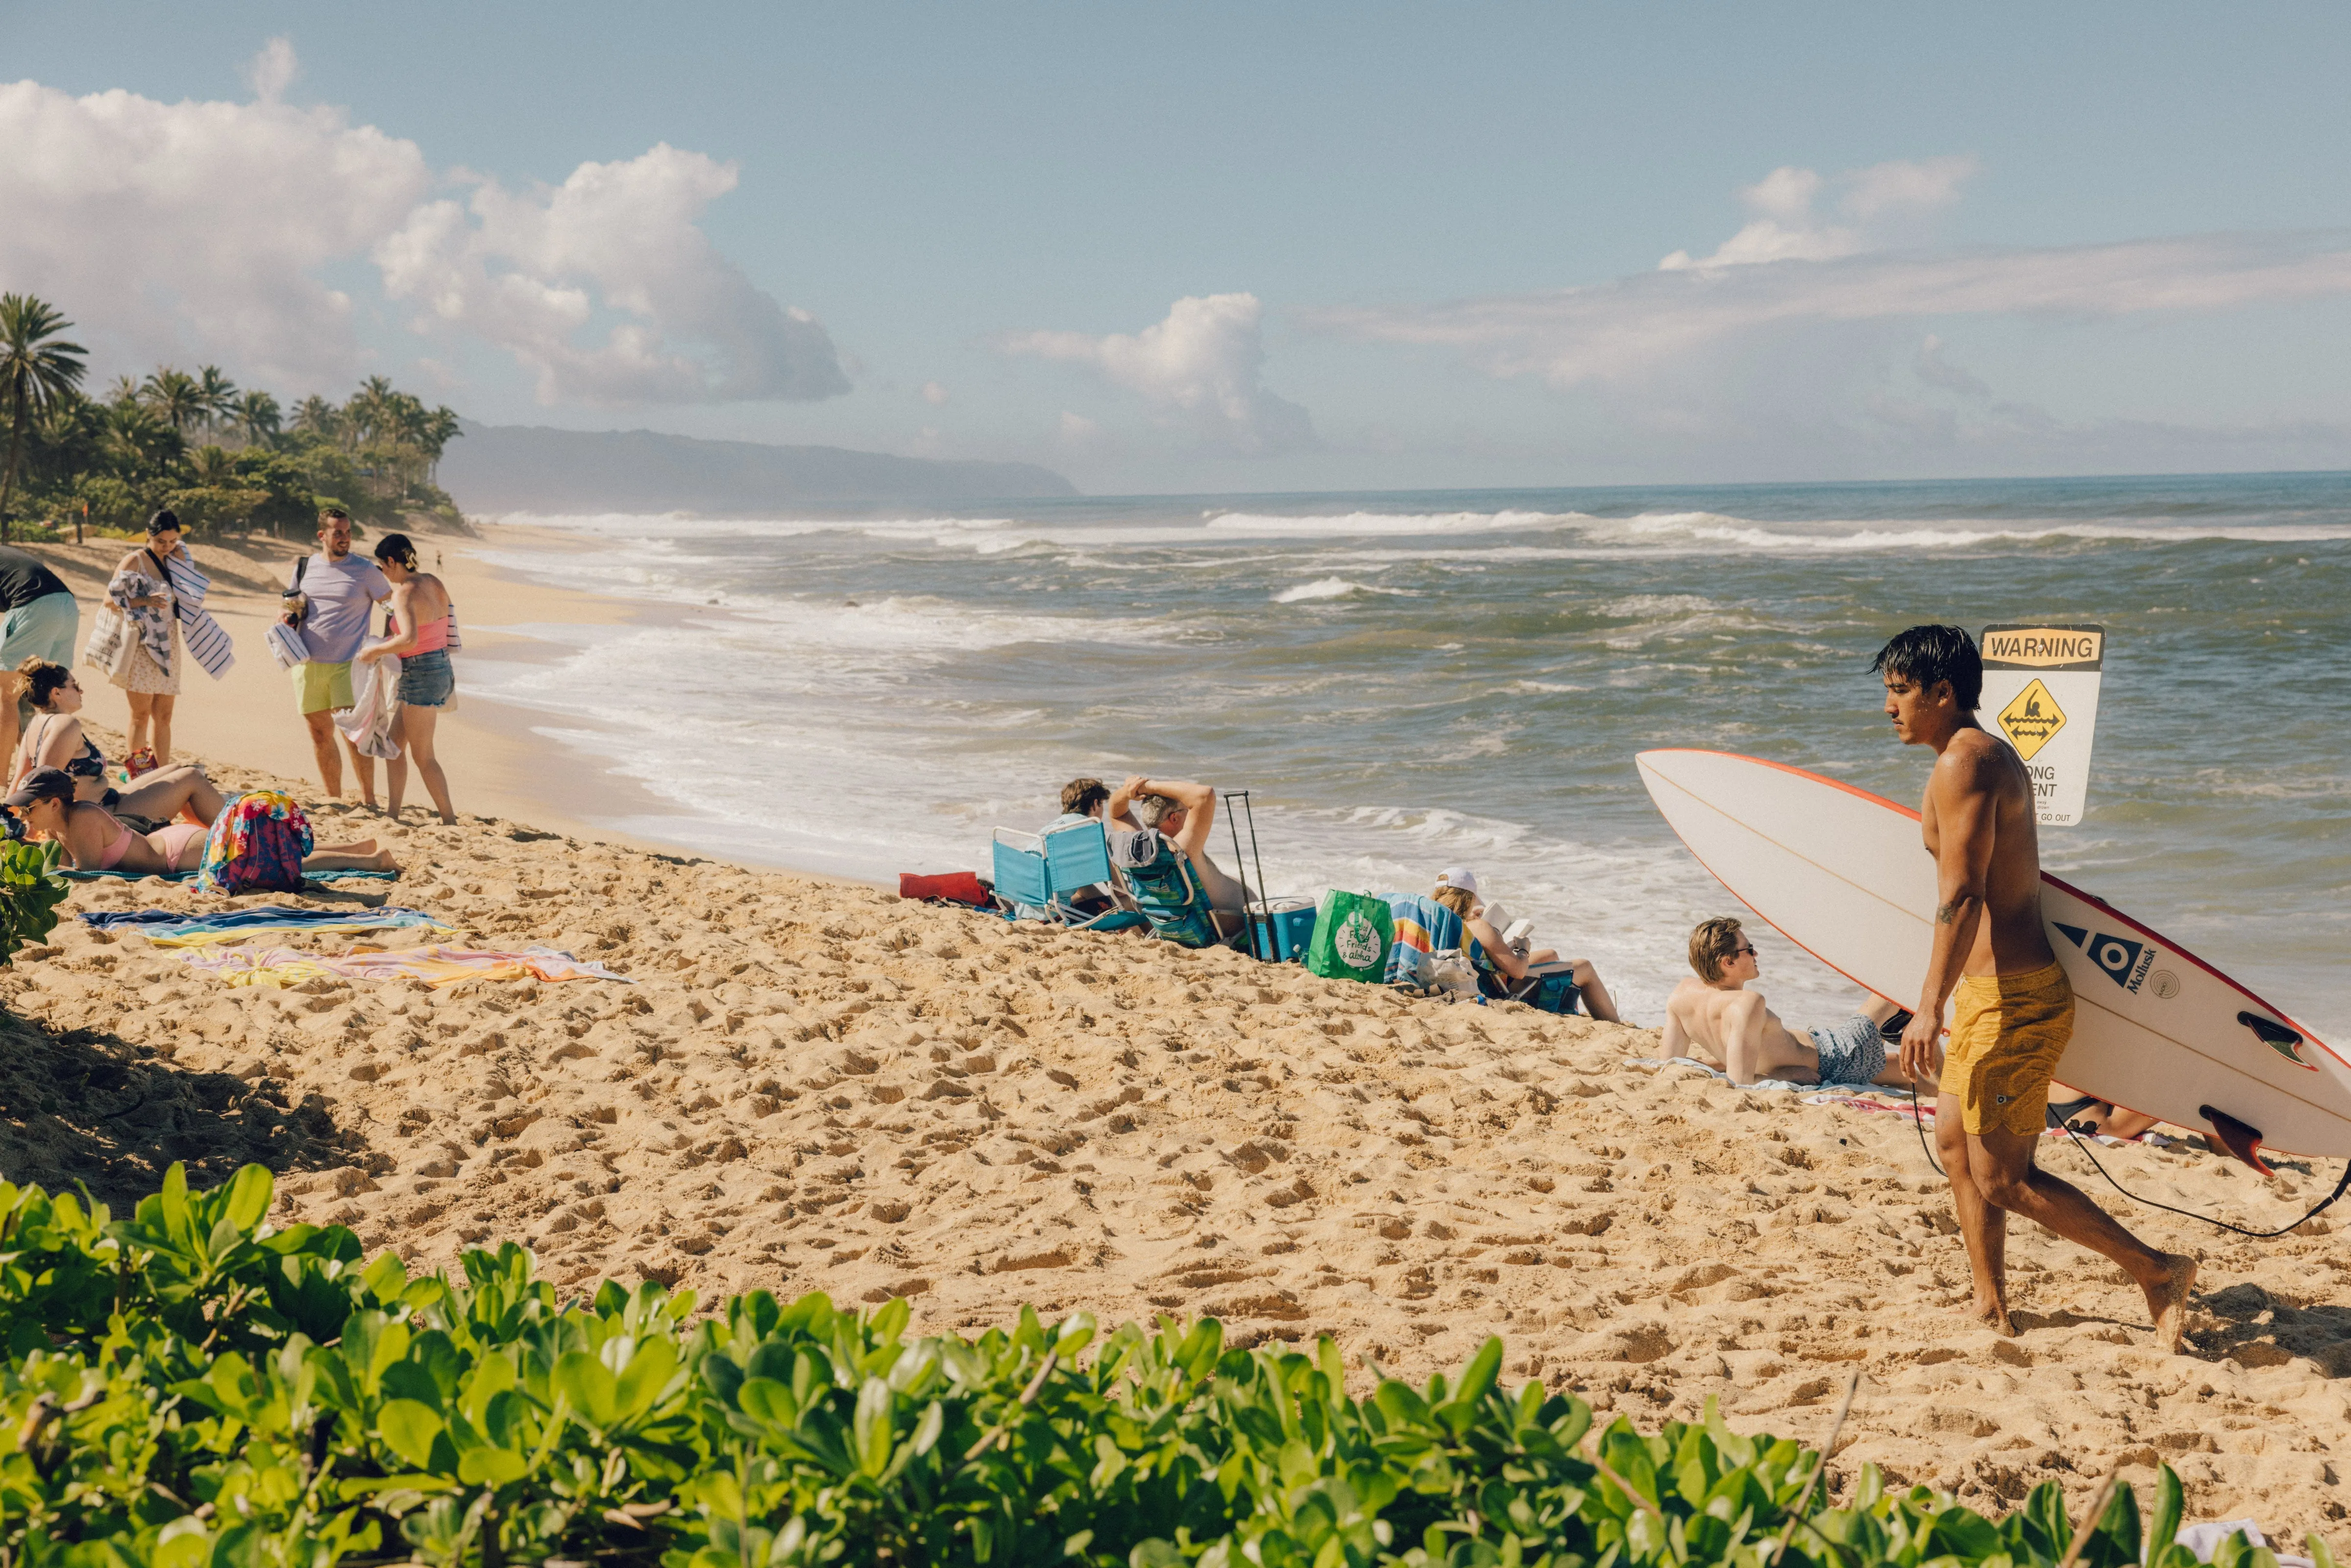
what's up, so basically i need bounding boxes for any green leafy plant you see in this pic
[0,1164,2331,1568]
[0,839,68,963]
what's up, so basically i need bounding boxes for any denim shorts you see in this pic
[398,649,454,708]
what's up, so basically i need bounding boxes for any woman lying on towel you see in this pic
[2,767,397,877]
[6,659,226,826]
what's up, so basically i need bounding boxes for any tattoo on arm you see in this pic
[1935,900,1962,925]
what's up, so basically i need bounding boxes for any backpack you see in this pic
[196,791,313,895]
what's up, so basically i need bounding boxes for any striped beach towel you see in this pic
[161,550,234,679]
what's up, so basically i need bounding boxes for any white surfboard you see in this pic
[1637,748,2351,1159]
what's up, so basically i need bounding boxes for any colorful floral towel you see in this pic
[196,790,312,896]
[182,944,630,990]
[77,905,451,947]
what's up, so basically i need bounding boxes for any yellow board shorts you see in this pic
[1939,959,2075,1137]
[292,659,355,715]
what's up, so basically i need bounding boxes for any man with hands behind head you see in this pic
[1876,624,2196,1350]
[1106,774,1251,933]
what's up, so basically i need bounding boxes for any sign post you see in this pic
[1978,623,2105,826]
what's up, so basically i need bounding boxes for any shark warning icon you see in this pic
[1997,678,2066,760]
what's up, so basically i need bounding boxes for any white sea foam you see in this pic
[1271,577,1414,603]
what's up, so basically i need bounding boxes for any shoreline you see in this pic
[13,522,868,884]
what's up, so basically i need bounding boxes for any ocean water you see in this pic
[461,472,2351,1043]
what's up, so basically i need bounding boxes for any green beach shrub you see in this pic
[0,1163,2330,1568]
[0,841,68,962]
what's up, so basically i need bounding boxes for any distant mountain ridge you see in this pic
[439,423,1078,514]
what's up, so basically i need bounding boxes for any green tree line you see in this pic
[0,293,465,543]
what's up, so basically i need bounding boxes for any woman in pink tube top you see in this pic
[357,532,458,825]
[2,767,400,877]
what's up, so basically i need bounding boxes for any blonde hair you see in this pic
[1432,884,1476,920]
[1689,916,1747,982]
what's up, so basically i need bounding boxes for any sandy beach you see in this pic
[0,527,2343,1539]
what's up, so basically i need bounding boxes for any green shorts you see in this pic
[293,660,355,715]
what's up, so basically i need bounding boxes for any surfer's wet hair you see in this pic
[1871,624,1981,711]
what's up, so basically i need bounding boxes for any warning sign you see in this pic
[1996,678,2066,760]
[1980,623,2105,827]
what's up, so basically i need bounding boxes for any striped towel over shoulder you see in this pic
[162,550,234,679]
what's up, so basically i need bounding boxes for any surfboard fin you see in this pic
[2197,1104,2275,1177]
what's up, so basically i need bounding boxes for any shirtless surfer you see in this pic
[1664,916,1910,1087]
[1877,625,2198,1349]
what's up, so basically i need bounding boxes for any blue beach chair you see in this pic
[1107,827,1233,949]
[991,819,1147,931]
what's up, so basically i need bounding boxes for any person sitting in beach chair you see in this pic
[1663,916,1910,1087]
[1048,776,1111,831]
[1106,775,1252,934]
[1431,866,1623,1022]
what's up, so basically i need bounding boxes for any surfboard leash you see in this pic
[1899,1082,2350,1238]
[2056,1122,2351,1239]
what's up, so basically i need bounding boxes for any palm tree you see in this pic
[422,406,462,483]
[345,375,397,448]
[231,389,282,448]
[0,294,90,541]
[101,400,180,474]
[188,445,237,488]
[142,368,204,434]
[196,366,239,438]
[106,374,141,409]
[289,393,341,442]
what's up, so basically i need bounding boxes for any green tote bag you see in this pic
[1304,889,1395,983]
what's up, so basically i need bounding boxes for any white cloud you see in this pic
[1659,155,1978,270]
[0,46,847,406]
[1316,231,2351,388]
[243,37,298,103]
[1001,293,1316,454]
[0,68,429,389]
[376,144,848,405]
[920,380,949,405]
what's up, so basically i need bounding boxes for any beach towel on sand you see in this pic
[183,943,628,990]
[61,866,398,884]
[197,790,310,895]
[78,905,452,948]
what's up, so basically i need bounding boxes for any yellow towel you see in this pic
[1939,959,2074,1137]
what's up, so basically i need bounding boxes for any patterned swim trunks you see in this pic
[1807,1012,1888,1086]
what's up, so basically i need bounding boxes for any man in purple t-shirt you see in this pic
[281,508,391,803]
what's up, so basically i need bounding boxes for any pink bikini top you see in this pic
[391,611,450,654]
[95,815,136,869]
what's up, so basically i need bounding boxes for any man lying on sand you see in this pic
[1663,916,1908,1086]
[1878,624,2197,1351]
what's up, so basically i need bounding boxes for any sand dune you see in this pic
[0,739,2343,1540]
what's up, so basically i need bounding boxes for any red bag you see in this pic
[899,871,990,907]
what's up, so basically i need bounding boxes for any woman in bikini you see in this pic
[2,767,398,877]
[357,533,457,825]
[10,659,225,825]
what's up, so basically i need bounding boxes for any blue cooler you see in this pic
[1248,897,1317,963]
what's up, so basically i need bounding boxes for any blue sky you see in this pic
[7,1,2351,493]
